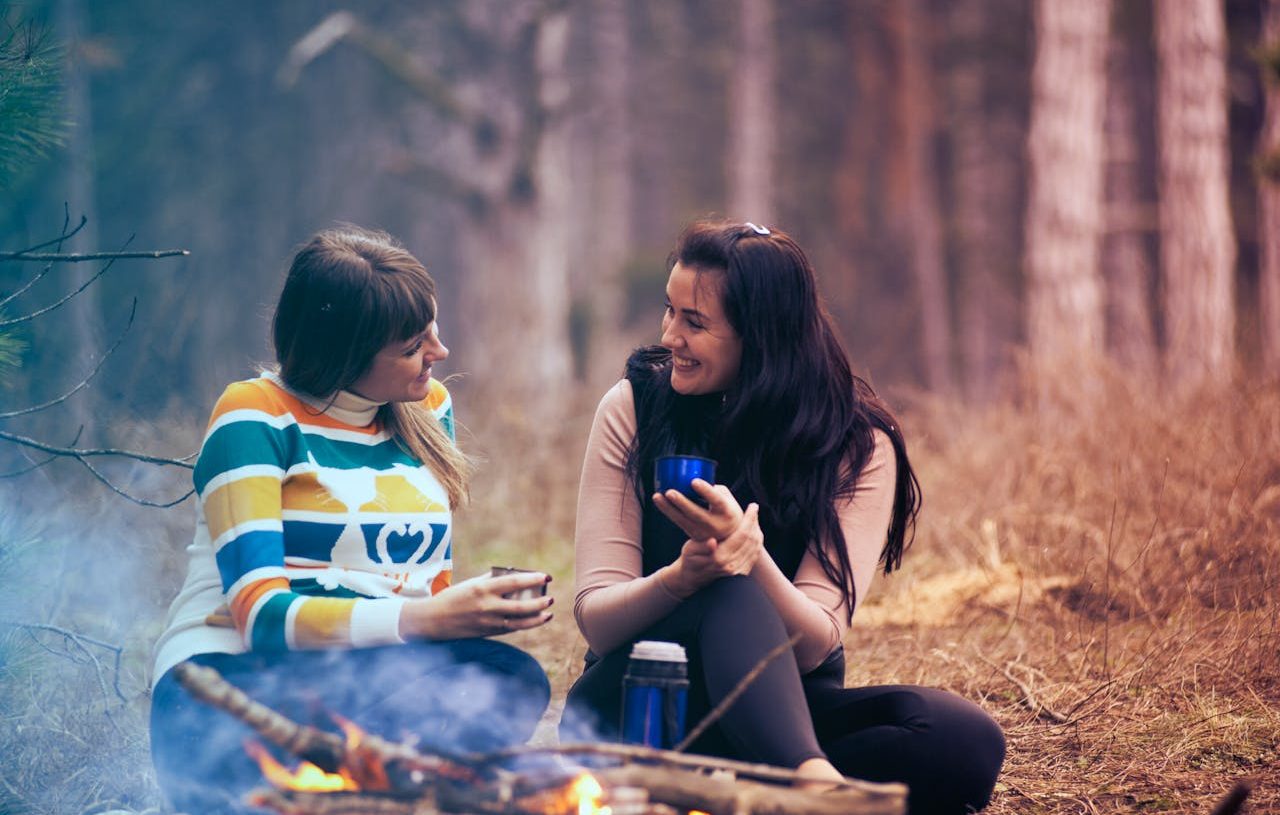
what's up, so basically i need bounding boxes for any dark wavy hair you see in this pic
[626,221,921,618]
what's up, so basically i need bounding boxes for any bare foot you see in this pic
[794,757,846,791]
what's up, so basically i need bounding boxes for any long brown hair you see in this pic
[272,226,471,508]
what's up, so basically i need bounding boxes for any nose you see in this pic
[660,318,682,350]
[427,336,449,363]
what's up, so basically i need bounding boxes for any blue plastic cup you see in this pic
[654,455,717,501]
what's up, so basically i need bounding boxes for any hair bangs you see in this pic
[367,264,438,348]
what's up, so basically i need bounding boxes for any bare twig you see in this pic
[978,655,1069,724]
[0,298,136,419]
[0,249,189,262]
[0,620,127,703]
[78,456,195,508]
[0,428,194,467]
[0,235,133,328]
[673,632,802,752]
[11,212,87,255]
[0,216,88,309]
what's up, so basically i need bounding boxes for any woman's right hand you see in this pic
[664,503,763,597]
[399,572,554,640]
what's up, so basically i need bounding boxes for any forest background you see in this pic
[1,0,1278,813]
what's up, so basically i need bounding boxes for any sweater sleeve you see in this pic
[194,381,406,652]
[573,381,686,655]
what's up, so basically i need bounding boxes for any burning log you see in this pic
[175,660,908,815]
[172,662,485,788]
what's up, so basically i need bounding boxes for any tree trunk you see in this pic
[948,0,1026,402]
[57,0,98,434]
[1155,0,1236,387]
[1258,0,1280,377]
[455,6,572,426]
[582,0,633,385]
[1102,0,1158,375]
[727,0,775,223]
[1023,0,1110,373]
[895,0,954,394]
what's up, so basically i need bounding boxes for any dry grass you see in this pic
[1,368,1276,813]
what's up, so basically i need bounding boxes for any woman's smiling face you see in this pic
[350,319,449,403]
[661,262,743,395]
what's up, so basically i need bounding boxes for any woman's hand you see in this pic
[664,503,764,596]
[399,572,554,640]
[653,479,744,541]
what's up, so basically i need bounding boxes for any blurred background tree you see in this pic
[2,0,1273,439]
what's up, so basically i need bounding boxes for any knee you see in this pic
[916,691,1005,812]
[695,575,773,615]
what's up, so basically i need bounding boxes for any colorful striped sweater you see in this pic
[152,372,456,681]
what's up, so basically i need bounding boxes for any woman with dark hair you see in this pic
[150,227,552,814]
[563,221,1004,813]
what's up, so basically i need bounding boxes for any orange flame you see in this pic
[570,772,610,815]
[245,715,388,793]
[245,741,358,792]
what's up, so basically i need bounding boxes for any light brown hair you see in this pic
[272,226,471,507]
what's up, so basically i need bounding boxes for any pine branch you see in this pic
[0,213,87,310]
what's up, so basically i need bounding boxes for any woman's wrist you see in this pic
[398,597,440,641]
[657,560,697,600]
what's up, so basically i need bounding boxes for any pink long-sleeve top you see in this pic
[572,380,898,674]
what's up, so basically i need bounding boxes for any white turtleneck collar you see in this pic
[261,371,385,427]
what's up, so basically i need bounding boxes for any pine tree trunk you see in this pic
[1102,0,1158,375]
[727,0,775,222]
[57,0,98,434]
[1155,0,1236,387]
[1259,0,1280,377]
[583,0,632,384]
[896,0,953,393]
[1023,0,1110,372]
[948,0,1027,402]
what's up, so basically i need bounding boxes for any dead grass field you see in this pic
[1,368,1276,814]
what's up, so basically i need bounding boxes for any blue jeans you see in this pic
[151,640,549,814]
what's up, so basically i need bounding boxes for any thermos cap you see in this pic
[629,640,687,663]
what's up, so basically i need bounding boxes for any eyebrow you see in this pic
[665,293,709,321]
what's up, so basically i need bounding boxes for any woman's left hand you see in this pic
[653,479,743,542]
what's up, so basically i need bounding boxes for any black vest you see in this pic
[625,347,806,582]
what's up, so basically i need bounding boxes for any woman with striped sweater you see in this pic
[150,227,551,814]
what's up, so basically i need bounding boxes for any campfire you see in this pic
[174,662,907,815]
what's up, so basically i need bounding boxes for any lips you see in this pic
[673,355,700,371]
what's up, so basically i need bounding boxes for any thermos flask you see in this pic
[621,640,689,748]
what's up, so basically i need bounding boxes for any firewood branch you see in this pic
[595,764,905,815]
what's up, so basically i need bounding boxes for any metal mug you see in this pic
[654,455,717,502]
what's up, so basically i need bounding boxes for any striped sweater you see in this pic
[152,372,456,681]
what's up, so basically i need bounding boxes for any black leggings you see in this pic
[151,639,549,815]
[562,577,1005,814]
